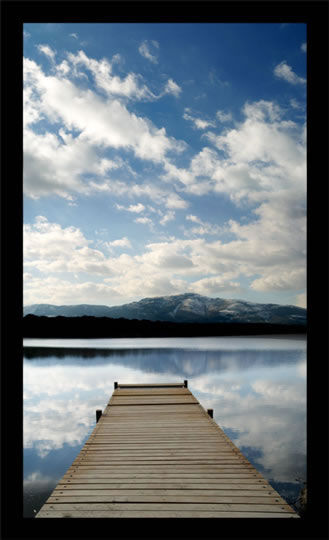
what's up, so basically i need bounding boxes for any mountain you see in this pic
[23,293,306,325]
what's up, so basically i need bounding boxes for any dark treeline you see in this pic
[23,314,306,338]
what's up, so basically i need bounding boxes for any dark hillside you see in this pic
[23,314,306,339]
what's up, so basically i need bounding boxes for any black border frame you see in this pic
[1,1,328,539]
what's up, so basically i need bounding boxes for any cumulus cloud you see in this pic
[192,276,242,296]
[23,54,188,201]
[23,217,115,278]
[23,127,108,199]
[67,49,156,100]
[24,56,183,165]
[251,269,306,292]
[138,40,159,64]
[24,217,244,305]
[162,100,305,299]
[23,44,306,305]
[274,61,306,85]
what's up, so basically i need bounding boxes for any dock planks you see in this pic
[36,382,299,518]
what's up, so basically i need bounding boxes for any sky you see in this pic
[23,23,307,309]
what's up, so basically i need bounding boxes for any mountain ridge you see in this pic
[24,293,306,325]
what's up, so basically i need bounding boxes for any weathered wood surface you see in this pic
[36,382,298,518]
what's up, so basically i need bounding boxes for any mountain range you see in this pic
[24,293,306,325]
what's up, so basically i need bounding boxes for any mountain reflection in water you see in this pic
[23,336,306,517]
[24,346,302,376]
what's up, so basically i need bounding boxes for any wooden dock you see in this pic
[36,382,299,518]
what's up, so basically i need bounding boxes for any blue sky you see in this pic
[23,23,306,308]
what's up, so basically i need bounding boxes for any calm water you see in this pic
[23,335,306,517]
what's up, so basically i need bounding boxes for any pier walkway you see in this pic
[36,382,298,518]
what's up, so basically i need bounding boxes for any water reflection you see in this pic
[23,337,306,517]
[24,345,303,376]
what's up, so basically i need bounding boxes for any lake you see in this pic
[23,335,306,518]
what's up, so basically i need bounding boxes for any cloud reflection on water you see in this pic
[24,337,306,488]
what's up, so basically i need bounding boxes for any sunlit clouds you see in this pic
[23,23,306,308]
[274,61,306,85]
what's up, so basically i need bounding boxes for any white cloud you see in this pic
[185,214,224,236]
[191,276,242,296]
[135,216,153,225]
[164,78,182,97]
[127,203,145,213]
[106,237,132,249]
[23,217,117,278]
[70,33,78,39]
[216,110,233,123]
[159,211,175,226]
[138,40,159,64]
[93,180,188,211]
[37,44,56,62]
[23,42,306,306]
[301,42,307,53]
[24,211,305,306]
[183,108,215,130]
[186,214,202,224]
[23,126,109,199]
[24,217,238,304]
[116,202,145,213]
[161,99,306,299]
[23,55,187,200]
[203,100,306,202]
[166,192,189,209]
[67,49,156,101]
[274,61,306,85]
[250,269,306,292]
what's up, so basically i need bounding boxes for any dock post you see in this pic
[184,380,188,388]
[207,409,213,418]
[114,381,118,389]
[96,410,102,423]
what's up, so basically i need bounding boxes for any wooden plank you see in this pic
[37,510,299,518]
[39,501,295,512]
[62,474,267,481]
[51,488,280,497]
[46,495,295,511]
[82,450,242,455]
[55,484,284,496]
[57,484,273,492]
[66,464,258,470]
[36,381,298,518]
